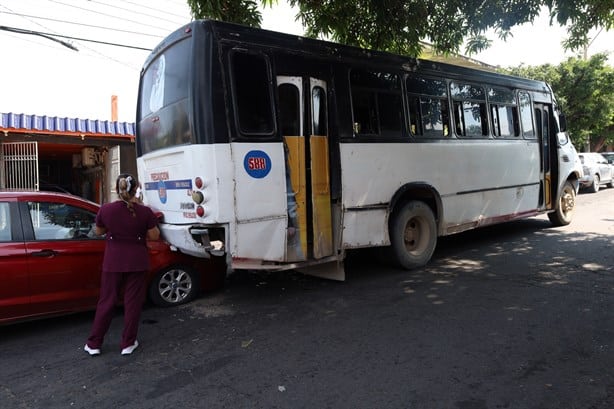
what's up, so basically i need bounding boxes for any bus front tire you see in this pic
[390,201,437,270]
[548,181,575,226]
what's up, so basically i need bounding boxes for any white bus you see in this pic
[136,20,582,280]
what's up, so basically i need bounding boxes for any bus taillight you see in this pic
[195,177,203,189]
[196,205,205,217]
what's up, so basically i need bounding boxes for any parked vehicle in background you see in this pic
[601,152,614,165]
[0,191,226,325]
[578,153,614,192]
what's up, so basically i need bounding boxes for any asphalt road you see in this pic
[2,187,613,409]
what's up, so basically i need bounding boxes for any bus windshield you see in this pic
[138,37,193,155]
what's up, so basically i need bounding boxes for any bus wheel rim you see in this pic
[404,216,427,254]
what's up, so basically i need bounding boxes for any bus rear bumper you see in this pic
[159,224,225,258]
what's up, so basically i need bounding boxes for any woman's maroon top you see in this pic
[95,201,158,272]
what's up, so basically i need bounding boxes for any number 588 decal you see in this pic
[243,150,272,179]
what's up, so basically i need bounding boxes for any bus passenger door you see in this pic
[534,103,552,208]
[309,79,333,259]
[277,76,333,262]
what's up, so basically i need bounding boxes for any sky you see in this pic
[1,0,613,123]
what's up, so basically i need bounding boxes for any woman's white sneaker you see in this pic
[84,344,100,356]
[121,340,139,355]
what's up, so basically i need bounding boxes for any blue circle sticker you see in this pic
[157,180,167,204]
[243,150,272,179]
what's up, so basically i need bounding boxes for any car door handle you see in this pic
[31,249,58,257]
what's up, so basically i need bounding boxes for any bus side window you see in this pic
[512,106,521,136]
[279,83,300,136]
[518,92,535,139]
[351,89,378,135]
[451,82,488,138]
[491,105,520,138]
[408,96,422,135]
[312,86,328,135]
[453,101,464,136]
[379,93,403,138]
[350,69,402,138]
[441,99,450,137]
[424,98,447,138]
[406,76,449,138]
[480,103,489,136]
[488,87,519,138]
[230,51,275,137]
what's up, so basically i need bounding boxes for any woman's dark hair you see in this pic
[116,173,138,217]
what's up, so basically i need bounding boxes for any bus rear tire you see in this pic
[390,201,437,270]
[548,181,575,226]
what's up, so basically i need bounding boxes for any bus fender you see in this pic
[388,183,443,234]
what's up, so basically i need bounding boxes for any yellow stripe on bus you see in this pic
[283,136,307,260]
[310,135,333,259]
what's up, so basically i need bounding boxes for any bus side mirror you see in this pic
[559,113,567,132]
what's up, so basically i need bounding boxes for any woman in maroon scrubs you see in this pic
[84,173,159,356]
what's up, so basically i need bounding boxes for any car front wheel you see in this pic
[149,265,200,307]
[589,174,600,193]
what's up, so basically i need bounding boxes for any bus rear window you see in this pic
[138,38,193,155]
[138,99,192,154]
[140,39,190,118]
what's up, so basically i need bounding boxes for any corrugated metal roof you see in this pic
[0,112,135,137]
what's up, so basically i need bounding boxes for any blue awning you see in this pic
[1,112,135,137]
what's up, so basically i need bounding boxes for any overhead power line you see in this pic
[87,0,185,26]
[1,2,124,67]
[0,25,78,50]
[121,0,190,20]
[0,29,67,51]
[48,0,174,33]
[0,11,165,38]
[0,25,152,51]
[2,0,186,69]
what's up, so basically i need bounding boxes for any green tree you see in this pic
[185,0,613,56]
[504,54,614,151]
[187,0,266,27]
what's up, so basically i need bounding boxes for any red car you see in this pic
[0,191,225,325]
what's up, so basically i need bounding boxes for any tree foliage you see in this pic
[186,0,267,27]
[185,0,613,56]
[504,54,614,151]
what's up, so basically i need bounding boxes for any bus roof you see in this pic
[145,19,549,93]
